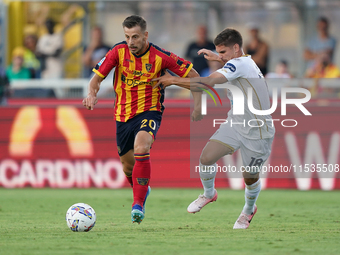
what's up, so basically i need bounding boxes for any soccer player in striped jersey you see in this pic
[153,28,275,229]
[82,15,201,224]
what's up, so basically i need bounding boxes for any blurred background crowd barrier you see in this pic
[0,0,339,99]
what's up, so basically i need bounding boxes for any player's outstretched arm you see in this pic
[152,71,227,91]
[82,74,103,110]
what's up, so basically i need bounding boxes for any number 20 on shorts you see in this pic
[140,119,156,130]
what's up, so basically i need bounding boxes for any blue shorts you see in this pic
[116,111,163,156]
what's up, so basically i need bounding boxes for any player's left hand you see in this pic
[152,70,173,89]
[191,108,203,122]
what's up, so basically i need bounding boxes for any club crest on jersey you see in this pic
[226,63,236,72]
[145,63,152,72]
[137,178,149,186]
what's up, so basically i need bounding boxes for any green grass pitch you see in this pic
[0,188,339,255]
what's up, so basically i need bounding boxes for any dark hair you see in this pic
[279,59,288,67]
[122,15,147,31]
[318,16,329,26]
[214,28,243,48]
[45,18,56,27]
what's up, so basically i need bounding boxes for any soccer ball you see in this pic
[65,203,96,232]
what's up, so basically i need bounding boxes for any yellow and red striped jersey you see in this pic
[93,42,193,122]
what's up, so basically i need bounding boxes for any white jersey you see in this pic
[36,33,63,79]
[216,55,275,140]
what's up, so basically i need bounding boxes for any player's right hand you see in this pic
[152,70,173,89]
[197,49,220,62]
[82,94,98,110]
[191,108,203,122]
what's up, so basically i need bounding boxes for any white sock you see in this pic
[199,163,217,199]
[242,179,261,215]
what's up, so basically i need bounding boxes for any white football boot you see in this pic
[233,205,257,229]
[187,190,218,213]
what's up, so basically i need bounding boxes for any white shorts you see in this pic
[210,123,274,173]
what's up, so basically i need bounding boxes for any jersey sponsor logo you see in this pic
[98,57,106,67]
[133,70,144,77]
[121,74,153,87]
[145,63,152,72]
[125,59,134,63]
[124,68,151,77]
[226,63,236,72]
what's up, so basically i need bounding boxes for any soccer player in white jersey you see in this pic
[153,28,275,229]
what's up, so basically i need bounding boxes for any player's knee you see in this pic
[242,168,260,185]
[134,143,150,154]
[200,154,216,166]
[244,176,259,185]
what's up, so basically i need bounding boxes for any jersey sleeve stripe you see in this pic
[92,69,105,78]
[182,63,193,78]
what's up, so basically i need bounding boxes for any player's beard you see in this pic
[135,47,143,55]
[133,41,147,55]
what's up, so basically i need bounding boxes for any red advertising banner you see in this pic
[0,99,339,190]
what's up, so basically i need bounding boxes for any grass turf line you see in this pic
[0,188,339,255]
